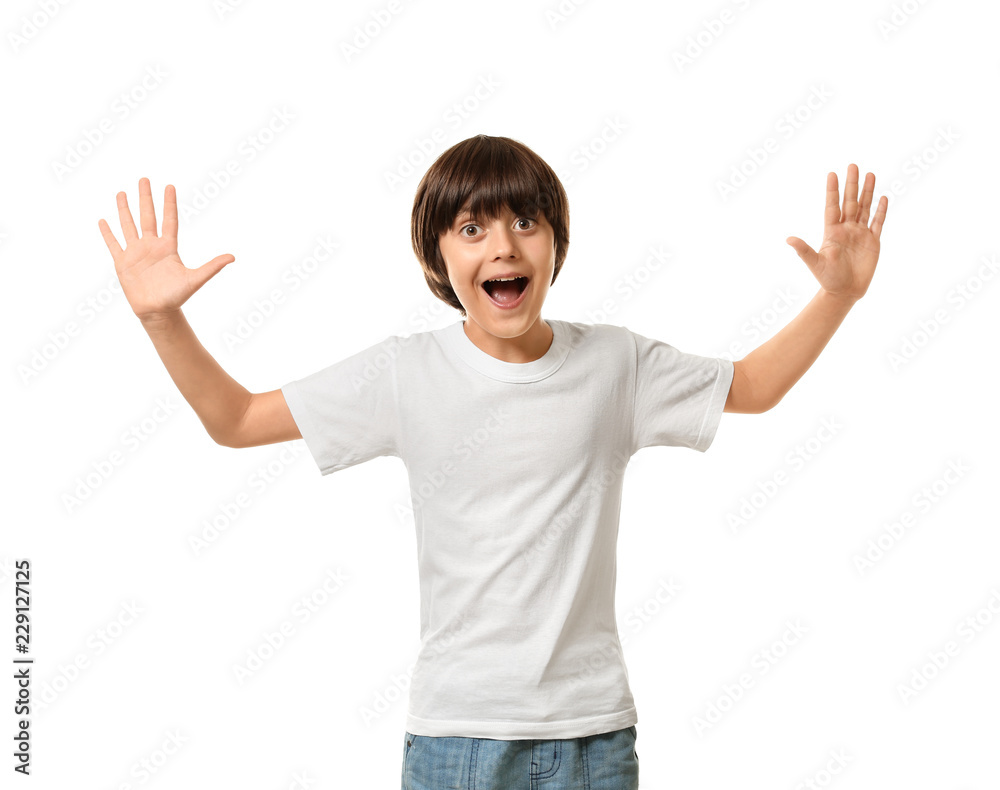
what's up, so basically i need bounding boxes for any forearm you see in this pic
[140,310,252,445]
[742,288,856,411]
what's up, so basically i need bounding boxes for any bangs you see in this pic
[429,138,558,235]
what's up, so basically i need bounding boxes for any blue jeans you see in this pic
[401,725,639,789]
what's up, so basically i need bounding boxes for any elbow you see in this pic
[756,397,778,414]
[755,386,788,413]
[753,384,780,413]
[210,428,244,449]
[731,359,776,414]
[210,399,254,448]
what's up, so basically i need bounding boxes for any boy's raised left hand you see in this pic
[785,163,888,303]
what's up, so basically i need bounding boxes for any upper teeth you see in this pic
[487,276,521,283]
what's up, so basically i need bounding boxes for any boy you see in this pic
[98,135,887,789]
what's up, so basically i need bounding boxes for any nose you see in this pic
[487,223,518,260]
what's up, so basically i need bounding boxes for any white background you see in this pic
[3,0,999,787]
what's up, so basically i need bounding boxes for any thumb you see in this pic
[785,237,819,271]
[189,254,235,292]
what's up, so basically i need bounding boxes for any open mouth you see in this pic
[482,276,529,308]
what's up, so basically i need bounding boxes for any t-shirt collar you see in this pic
[441,318,570,383]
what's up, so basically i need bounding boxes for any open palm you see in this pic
[786,164,888,302]
[98,178,234,322]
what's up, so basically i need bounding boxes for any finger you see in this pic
[841,163,859,224]
[117,190,139,242]
[870,195,888,240]
[189,254,236,294]
[823,171,840,229]
[162,184,178,241]
[786,236,819,271]
[138,177,158,237]
[858,172,875,225]
[98,218,123,260]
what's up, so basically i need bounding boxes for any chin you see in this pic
[476,311,539,336]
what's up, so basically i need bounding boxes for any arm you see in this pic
[99,178,300,448]
[725,289,856,413]
[725,164,888,413]
[140,312,300,447]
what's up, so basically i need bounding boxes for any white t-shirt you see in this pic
[280,318,734,739]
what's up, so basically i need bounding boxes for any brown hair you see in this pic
[411,135,570,317]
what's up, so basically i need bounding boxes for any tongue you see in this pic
[488,280,522,303]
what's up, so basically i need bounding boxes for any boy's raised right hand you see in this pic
[99,178,235,324]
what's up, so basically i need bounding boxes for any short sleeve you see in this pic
[280,337,401,475]
[630,330,734,455]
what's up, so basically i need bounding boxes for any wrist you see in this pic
[819,288,861,310]
[139,309,184,333]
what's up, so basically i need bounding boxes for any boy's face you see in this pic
[438,202,555,351]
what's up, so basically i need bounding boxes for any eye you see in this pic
[458,217,535,237]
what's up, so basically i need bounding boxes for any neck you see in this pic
[463,316,553,363]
